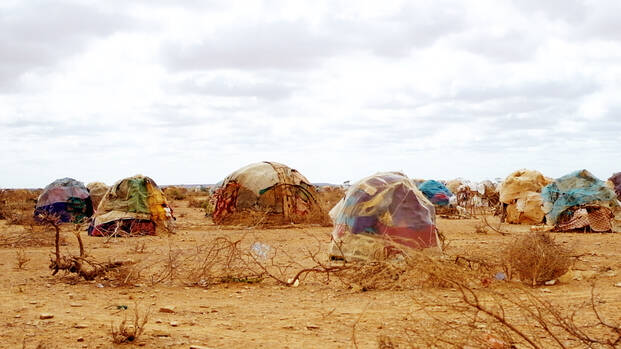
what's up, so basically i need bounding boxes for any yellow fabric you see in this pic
[146,180,169,221]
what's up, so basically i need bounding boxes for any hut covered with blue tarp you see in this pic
[542,170,619,231]
[418,180,453,206]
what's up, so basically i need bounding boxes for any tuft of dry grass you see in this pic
[163,186,188,200]
[15,249,30,269]
[188,197,214,214]
[111,303,150,344]
[502,232,572,286]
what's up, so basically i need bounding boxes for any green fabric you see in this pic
[259,186,273,195]
[66,196,91,223]
[126,178,150,213]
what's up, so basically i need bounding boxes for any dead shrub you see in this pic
[188,197,214,215]
[15,249,30,269]
[0,189,39,224]
[340,252,478,291]
[474,223,488,234]
[111,303,149,344]
[105,262,143,287]
[130,241,147,254]
[502,232,572,286]
[163,186,188,200]
[403,281,621,349]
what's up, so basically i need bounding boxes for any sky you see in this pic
[1,0,620,188]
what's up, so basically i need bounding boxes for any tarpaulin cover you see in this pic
[330,172,439,253]
[34,178,92,223]
[499,169,549,224]
[610,172,621,199]
[499,170,549,204]
[89,175,173,236]
[542,169,619,226]
[418,180,453,206]
[212,161,324,225]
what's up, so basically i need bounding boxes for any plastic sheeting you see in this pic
[89,175,173,236]
[499,170,549,204]
[542,169,618,226]
[499,169,549,224]
[418,180,453,206]
[34,178,93,223]
[330,172,439,257]
[36,178,90,207]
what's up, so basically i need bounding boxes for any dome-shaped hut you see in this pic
[212,162,327,226]
[329,172,440,261]
[34,178,93,223]
[88,175,174,236]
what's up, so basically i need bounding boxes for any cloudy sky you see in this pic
[1,0,620,188]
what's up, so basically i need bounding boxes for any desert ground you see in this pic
[1,193,621,349]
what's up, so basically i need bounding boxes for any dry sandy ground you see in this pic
[1,199,621,348]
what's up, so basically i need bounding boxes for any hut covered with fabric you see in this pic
[34,178,93,223]
[88,175,174,237]
[329,172,440,261]
[499,169,550,224]
[542,170,619,232]
[212,162,328,226]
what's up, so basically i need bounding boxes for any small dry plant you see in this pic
[502,232,572,285]
[111,303,150,344]
[15,249,30,269]
[130,240,147,254]
[474,223,488,234]
[402,280,621,348]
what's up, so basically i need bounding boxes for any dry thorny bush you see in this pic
[97,234,486,292]
[502,232,572,286]
[395,280,621,349]
[110,303,150,344]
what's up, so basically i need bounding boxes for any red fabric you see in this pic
[90,219,156,237]
[376,222,438,249]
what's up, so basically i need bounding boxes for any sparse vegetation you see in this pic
[0,187,619,348]
[188,197,214,215]
[15,248,29,269]
[111,303,150,344]
[502,232,573,286]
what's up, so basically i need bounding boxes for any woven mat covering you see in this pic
[556,207,612,232]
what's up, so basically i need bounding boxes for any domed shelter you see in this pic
[499,169,550,224]
[212,162,328,226]
[329,172,440,261]
[542,170,619,232]
[88,175,174,237]
[86,182,108,212]
[418,180,453,206]
[34,178,93,223]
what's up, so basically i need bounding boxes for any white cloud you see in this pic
[1,0,620,187]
